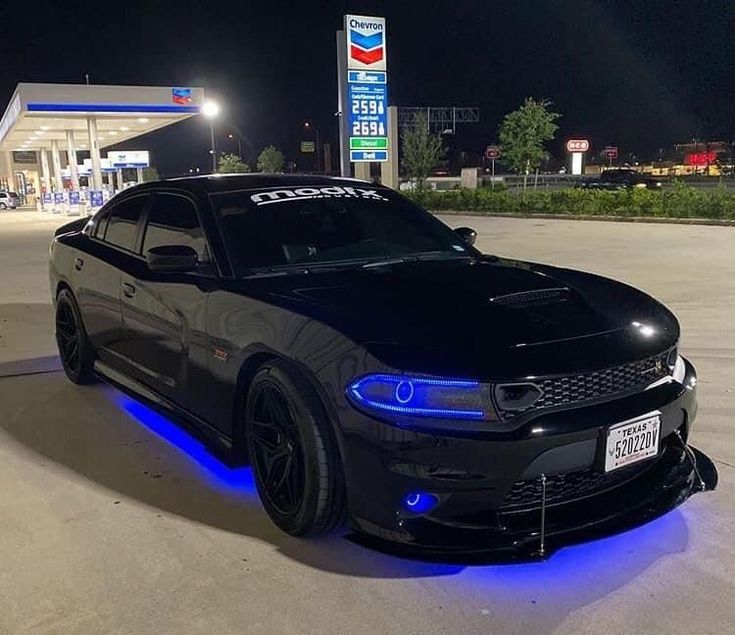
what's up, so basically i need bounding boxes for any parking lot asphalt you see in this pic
[0,209,733,634]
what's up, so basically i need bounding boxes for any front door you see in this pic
[119,192,214,413]
[74,194,150,371]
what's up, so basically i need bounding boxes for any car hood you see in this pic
[233,258,679,379]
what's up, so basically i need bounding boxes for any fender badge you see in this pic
[213,348,229,362]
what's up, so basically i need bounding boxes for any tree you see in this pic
[257,145,285,173]
[498,98,561,192]
[142,167,159,182]
[401,113,443,190]
[217,153,250,174]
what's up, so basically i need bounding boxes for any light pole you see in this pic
[304,122,321,173]
[201,100,221,173]
[228,133,243,157]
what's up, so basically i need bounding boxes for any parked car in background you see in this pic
[579,169,662,190]
[0,191,21,209]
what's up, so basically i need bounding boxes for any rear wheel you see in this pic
[55,289,95,384]
[244,360,346,536]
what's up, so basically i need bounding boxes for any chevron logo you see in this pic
[346,15,387,70]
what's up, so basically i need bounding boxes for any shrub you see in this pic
[404,184,735,220]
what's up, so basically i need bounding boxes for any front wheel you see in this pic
[55,289,95,384]
[0,203,7,210]
[244,360,346,536]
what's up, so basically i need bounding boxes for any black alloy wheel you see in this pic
[248,382,306,517]
[55,289,95,384]
[244,360,346,536]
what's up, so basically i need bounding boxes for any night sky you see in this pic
[2,0,734,175]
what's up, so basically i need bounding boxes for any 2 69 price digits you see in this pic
[352,121,385,136]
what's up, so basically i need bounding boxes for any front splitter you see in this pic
[348,446,718,564]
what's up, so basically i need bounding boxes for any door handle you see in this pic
[122,282,136,298]
[74,257,84,271]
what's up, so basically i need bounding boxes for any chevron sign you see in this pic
[346,15,387,71]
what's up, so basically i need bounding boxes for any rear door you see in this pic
[119,191,214,412]
[75,193,150,370]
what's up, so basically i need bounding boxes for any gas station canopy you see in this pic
[0,83,204,151]
[0,82,204,196]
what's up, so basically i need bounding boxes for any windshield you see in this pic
[211,186,474,273]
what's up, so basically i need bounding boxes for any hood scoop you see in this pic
[489,287,570,308]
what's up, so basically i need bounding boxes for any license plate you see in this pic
[605,412,661,472]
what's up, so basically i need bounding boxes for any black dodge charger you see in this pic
[49,174,716,560]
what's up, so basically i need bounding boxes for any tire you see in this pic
[55,289,96,384]
[0,203,7,210]
[244,359,346,536]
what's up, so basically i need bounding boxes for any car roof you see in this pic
[131,173,379,194]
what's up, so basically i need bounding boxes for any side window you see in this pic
[142,194,208,260]
[105,196,148,251]
[93,209,110,238]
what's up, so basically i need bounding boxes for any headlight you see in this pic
[346,374,487,420]
[672,354,686,384]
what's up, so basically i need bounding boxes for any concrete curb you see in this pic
[432,210,735,227]
[0,356,62,378]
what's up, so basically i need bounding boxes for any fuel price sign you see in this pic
[348,70,388,162]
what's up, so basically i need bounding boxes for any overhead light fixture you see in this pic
[201,100,221,119]
[138,117,149,123]
[108,131,119,136]
[40,125,51,131]
[34,130,45,136]
[119,126,130,131]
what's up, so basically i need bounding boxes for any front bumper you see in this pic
[338,358,717,561]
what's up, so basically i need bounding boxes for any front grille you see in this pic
[499,448,667,511]
[496,352,670,420]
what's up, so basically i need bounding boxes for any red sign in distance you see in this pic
[486,145,501,159]
[604,146,618,159]
[566,139,590,153]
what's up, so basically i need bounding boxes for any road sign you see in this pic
[346,15,387,71]
[566,139,590,153]
[300,141,316,153]
[69,191,81,205]
[348,71,388,163]
[486,145,501,160]
[603,146,618,159]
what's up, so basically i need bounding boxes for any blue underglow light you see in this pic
[403,492,439,514]
[455,509,688,602]
[116,395,257,497]
[347,374,485,419]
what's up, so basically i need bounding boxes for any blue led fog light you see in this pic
[403,492,439,514]
[347,373,485,419]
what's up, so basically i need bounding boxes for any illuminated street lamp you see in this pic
[202,100,221,173]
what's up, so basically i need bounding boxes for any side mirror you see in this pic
[454,226,477,246]
[146,245,198,273]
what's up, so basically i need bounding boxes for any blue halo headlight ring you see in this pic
[395,380,414,404]
[347,373,485,420]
